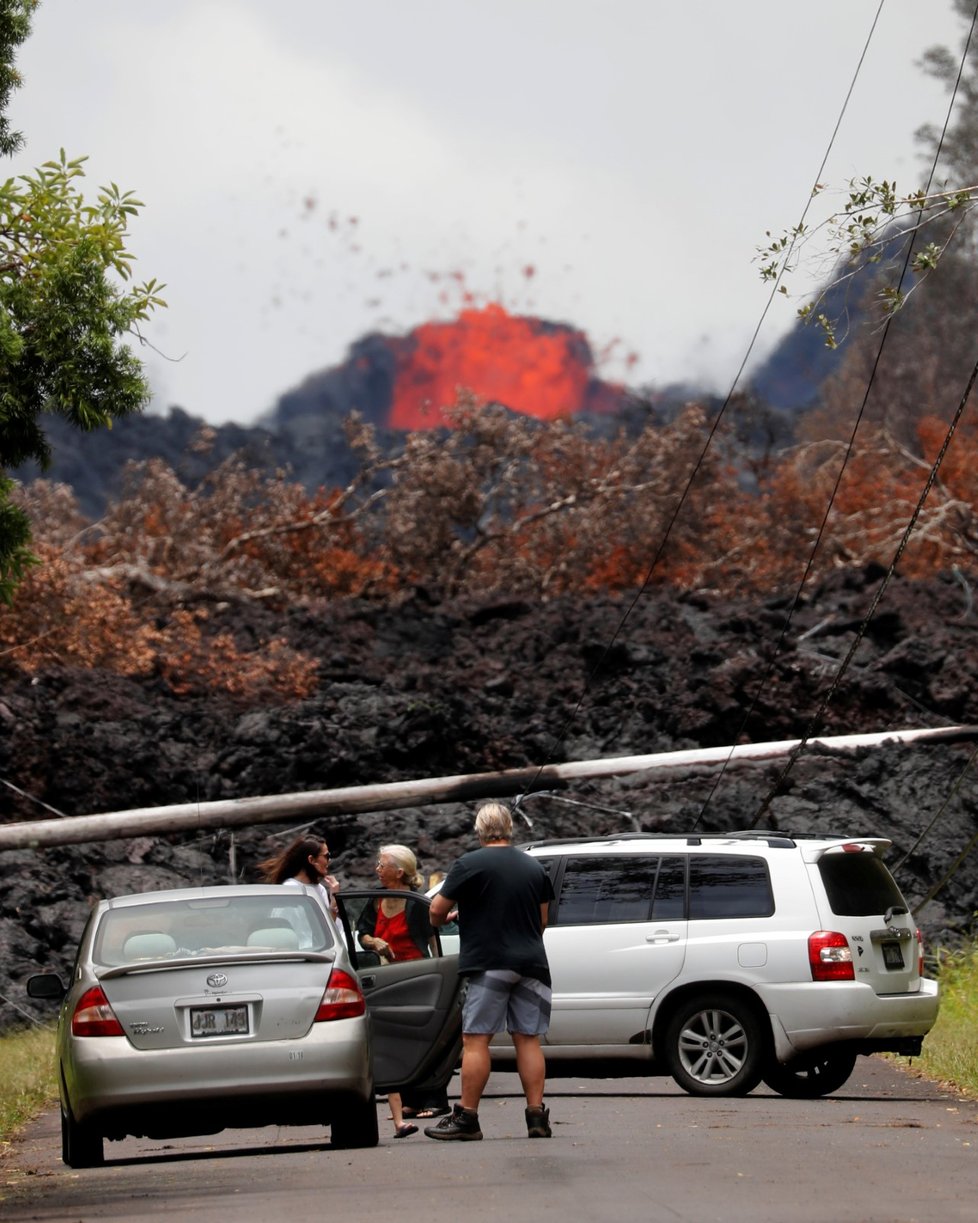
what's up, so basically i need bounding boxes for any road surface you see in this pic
[2,1058,976,1223]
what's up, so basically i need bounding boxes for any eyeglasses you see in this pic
[376,860,395,869]
[318,850,332,861]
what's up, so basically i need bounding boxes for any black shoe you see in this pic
[525,1105,551,1138]
[424,1104,483,1141]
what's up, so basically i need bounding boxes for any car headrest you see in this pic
[246,926,300,949]
[123,932,177,960]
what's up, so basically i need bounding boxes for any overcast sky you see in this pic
[8,1,965,424]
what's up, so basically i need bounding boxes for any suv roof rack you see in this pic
[517,830,802,851]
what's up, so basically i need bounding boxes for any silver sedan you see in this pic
[28,884,461,1166]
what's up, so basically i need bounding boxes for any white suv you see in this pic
[474,831,939,1097]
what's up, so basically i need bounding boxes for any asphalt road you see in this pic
[2,1058,976,1223]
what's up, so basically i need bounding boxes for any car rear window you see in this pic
[94,894,334,965]
[687,855,774,919]
[817,852,907,917]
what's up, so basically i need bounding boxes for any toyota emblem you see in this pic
[206,972,229,988]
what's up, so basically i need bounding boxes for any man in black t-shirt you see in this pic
[425,802,555,1142]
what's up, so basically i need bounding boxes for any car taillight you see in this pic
[916,928,925,977]
[71,986,125,1037]
[808,931,854,981]
[313,968,366,1022]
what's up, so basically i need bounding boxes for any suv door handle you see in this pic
[646,931,680,944]
[361,975,376,989]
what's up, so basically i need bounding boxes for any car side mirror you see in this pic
[27,973,66,1001]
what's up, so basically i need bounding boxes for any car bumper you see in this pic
[757,977,940,1059]
[62,1016,373,1130]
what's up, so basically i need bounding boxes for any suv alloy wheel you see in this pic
[663,991,766,1097]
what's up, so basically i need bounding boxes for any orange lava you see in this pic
[388,303,604,429]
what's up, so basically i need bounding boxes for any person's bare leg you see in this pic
[389,1091,404,1132]
[512,1033,546,1109]
[460,1033,493,1110]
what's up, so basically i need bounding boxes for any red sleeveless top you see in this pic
[374,906,422,961]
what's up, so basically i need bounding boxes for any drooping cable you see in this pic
[910,779,978,917]
[741,1,978,829]
[894,738,978,877]
[512,789,640,832]
[0,775,67,819]
[694,2,978,831]
[747,357,978,828]
[526,5,888,805]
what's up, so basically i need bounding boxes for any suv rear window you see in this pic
[688,855,774,919]
[817,852,906,916]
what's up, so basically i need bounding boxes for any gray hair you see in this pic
[379,844,423,889]
[474,802,513,843]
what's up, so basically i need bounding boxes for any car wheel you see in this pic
[330,1094,380,1149]
[61,1102,104,1168]
[664,993,766,1097]
[762,1047,857,1098]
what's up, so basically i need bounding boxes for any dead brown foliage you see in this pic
[4,394,976,702]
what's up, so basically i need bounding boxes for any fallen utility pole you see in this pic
[1,724,975,850]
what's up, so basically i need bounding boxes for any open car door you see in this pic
[336,889,462,1096]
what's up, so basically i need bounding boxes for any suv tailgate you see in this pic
[806,841,920,994]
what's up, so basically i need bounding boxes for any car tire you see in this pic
[61,1102,104,1168]
[664,992,766,1097]
[762,1047,858,1098]
[330,1094,380,1149]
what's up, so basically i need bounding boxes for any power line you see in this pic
[748,356,978,828]
[894,738,978,878]
[529,5,889,804]
[909,769,978,919]
[695,2,978,828]
[0,776,67,819]
[743,0,978,827]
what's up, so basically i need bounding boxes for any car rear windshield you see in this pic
[817,852,907,917]
[94,894,335,965]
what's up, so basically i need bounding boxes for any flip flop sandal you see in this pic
[416,1106,450,1118]
[394,1123,418,1138]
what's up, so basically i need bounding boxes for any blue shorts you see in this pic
[462,970,552,1037]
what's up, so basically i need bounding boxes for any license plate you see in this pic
[191,1005,249,1037]
[882,941,904,970]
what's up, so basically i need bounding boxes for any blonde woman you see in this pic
[356,844,434,1137]
[356,844,433,962]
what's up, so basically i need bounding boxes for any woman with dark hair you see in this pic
[257,834,339,920]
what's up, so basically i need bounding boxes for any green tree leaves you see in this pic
[0,0,34,158]
[0,4,165,602]
[756,176,978,349]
